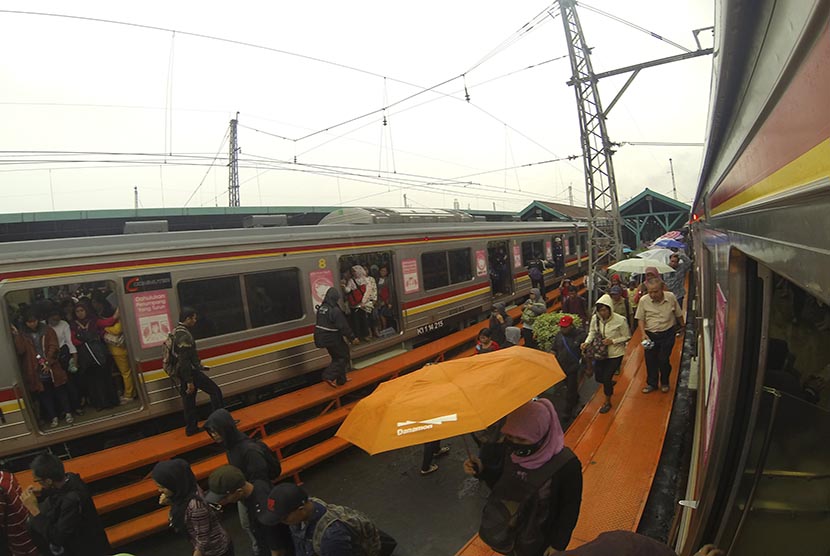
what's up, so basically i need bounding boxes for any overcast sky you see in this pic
[0,0,713,215]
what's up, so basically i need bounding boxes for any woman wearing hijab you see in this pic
[70,300,119,410]
[582,294,631,414]
[488,302,512,346]
[464,399,583,556]
[152,459,233,556]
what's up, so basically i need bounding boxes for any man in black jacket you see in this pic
[174,306,224,436]
[313,288,355,388]
[205,408,278,555]
[551,315,587,419]
[21,453,110,556]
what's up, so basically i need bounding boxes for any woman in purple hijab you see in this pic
[464,398,583,556]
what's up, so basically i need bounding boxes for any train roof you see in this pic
[0,217,584,266]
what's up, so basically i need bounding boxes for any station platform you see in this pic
[456,323,684,554]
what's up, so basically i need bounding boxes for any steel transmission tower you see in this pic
[228,113,240,207]
[559,0,623,305]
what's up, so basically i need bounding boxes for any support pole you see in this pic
[669,158,678,199]
[228,112,240,207]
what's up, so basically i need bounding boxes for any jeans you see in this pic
[593,357,622,396]
[37,379,71,421]
[180,368,224,434]
[644,329,677,388]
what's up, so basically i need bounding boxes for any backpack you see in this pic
[161,333,179,382]
[310,498,382,556]
[247,439,282,482]
[529,266,543,282]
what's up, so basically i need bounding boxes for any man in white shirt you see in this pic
[635,278,685,394]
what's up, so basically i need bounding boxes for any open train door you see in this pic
[487,240,512,296]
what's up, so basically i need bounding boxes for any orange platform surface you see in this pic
[456,324,684,555]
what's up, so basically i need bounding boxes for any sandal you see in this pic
[433,446,450,458]
[420,464,439,475]
[324,379,339,389]
[599,402,612,414]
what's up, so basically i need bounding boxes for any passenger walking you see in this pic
[521,288,547,350]
[0,469,39,556]
[260,482,396,556]
[464,398,582,555]
[152,459,233,556]
[420,440,451,475]
[204,408,281,555]
[560,282,588,326]
[12,312,73,428]
[23,453,111,556]
[582,294,631,414]
[663,251,692,308]
[633,267,665,305]
[488,302,512,346]
[70,301,119,410]
[475,328,500,354]
[608,286,633,330]
[205,465,292,556]
[174,307,225,436]
[551,315,587,418]
[527,255,547,296]
[636,278,685,394]
[314,288,356,388]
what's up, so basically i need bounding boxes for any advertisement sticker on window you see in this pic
[309,269,335,308]
[475,249,488,277]
[512,245,522,268]
[402,258,420,294]
[133,291,172,349]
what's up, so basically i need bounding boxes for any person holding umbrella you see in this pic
[463,398,582,556]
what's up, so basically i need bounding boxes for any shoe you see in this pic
[74,408,85,416]
[185,426,205,437]
[661,385,670,393]
[119,396,132,404]
[599,402,612,414]
[642,385,657,394]
[64,413,74,424]
[324,379,339,389]
[420,464,439,475]
[50,417,59,428]
[433,446,451,458]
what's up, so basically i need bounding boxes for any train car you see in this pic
[681,0,829,554]
[0,208,588,460]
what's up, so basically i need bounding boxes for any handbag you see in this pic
[103,332,125,347]
[583,319,608,361]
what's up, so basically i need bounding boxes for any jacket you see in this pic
[585,295,631,359]
[289,500,355,556]
[27,473,111,556]
[315,289,355,347]
[551,329,587,375]
[13,324,68,393]
[173,323,202,384]
[521,289,547,330]
[204,409,270,483]
[488,303,512,346]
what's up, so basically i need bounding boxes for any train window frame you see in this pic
[521,240,543,266]
[242,268,305,329]
[421,248,472,291]
[176,275,248,339]
[579,234,587,254]
[567,235,576,255]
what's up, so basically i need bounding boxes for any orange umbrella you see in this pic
[336,346,565,455]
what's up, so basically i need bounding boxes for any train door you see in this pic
[487,240,512,296]
[337,251,400,343]
[4,278,142,433]
[710,262,830,555]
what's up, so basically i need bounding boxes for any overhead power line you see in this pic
[576,1,692,53]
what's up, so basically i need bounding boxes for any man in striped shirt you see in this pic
[0,470,38,556]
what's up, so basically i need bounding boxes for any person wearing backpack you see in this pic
[463,399,582,556]
[551,315,587,419]
[260,482,396,556]
[526,255,546,297]
[205,465,293,556]
[174,307,225,436]
[205,408,282,555]
[22,453,111,556]
[314,288,356,389]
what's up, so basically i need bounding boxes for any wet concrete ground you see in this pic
[121,380,599,556]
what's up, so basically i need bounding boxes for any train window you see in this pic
[579,234,587,253]
[243,269,303,328]
[521,240,543,265]
[177,276,246,339]
[567,235,576,255]
[421,249,472,290]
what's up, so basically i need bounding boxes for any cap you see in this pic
[205,465,246,504]
[611,273,621,281]
[558,315,574,327]
[260,483,309,526]
[609,285,623,295]
[554,237,562,242]
[562,277,572,283]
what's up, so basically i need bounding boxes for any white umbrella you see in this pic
[608,258,675,274]
[636,248,674,264]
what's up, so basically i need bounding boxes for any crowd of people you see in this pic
[340,263,397,345]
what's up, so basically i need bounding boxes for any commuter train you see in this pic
[0,208,589,460]
[680,0,829,554]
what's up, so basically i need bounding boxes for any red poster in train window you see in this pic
[402,258,420,294]
[705,284,727,462]
[512,245,522,268]
[564,240,570,256]
[309,269,335,309]
[475,249,488,277]
[133,291,172,349]
[545,240,553,260]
